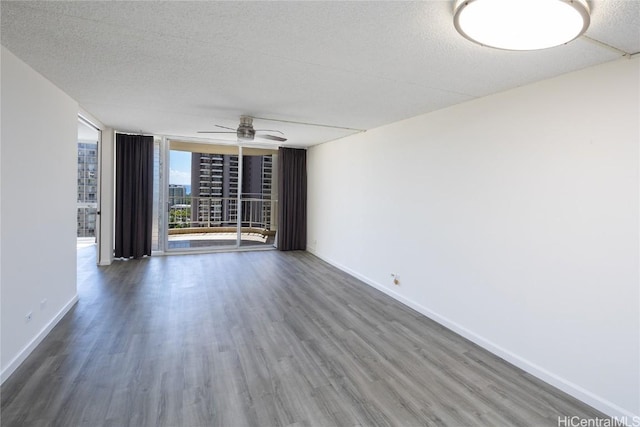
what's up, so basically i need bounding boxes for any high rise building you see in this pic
[242,154,273,228]
[77,142,98,237]
[191,153,229,226]
[190,153,273,229]
[168,184,188,205]
[261,155,274,228]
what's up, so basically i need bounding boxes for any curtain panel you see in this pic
[115,133,154,258]
[277,147,307,251]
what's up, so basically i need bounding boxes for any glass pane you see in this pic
[167,142,239,250]
[77,141,98,238]
[77,206,97,237]
[240,151,278,248]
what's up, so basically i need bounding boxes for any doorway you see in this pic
[76,117,101,258]
[164,139,278,251]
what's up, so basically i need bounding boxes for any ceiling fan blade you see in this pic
[252,116,365,132]
[257,134,287,142]
[215,125,236,131]
[255,129,285,135]
[197,131,236,134]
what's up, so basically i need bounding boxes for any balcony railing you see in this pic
[168,195,278,232]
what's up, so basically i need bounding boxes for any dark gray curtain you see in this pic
[115,133,154,258]
[277,147,307,251]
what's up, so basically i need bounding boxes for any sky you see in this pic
[170,150,191,185]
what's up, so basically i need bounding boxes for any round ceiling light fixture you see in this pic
[453,0,590,51]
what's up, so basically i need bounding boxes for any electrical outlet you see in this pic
[25,312,33,323]
[40,299,47,310]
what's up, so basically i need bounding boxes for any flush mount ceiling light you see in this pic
[453,0,590,51]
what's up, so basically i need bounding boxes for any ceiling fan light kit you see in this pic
[453,0,590,51]
[237,115,256,141]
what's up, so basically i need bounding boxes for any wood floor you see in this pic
[1,248,606,426]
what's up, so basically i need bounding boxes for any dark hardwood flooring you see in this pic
[1,248,607,426]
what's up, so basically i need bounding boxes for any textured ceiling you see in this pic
[1,1,639,147]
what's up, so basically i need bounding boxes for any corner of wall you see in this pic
[0,295,78,384]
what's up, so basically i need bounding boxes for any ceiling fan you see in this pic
[198,116,287,142]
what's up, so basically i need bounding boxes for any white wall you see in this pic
[308,57,640,420]
[1,46,79,381]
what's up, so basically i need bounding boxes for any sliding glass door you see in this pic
[239,150,278,248]
[164,139,277,251]
[77,117,101,260]
[166,141,238,250]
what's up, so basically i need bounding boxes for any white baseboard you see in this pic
[307,247,639,424]
[1,294,79,384]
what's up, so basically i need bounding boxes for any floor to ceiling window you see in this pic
[239,150,278,248]
[160,139,278,252]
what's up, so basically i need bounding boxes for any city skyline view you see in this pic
[167,151,277,249]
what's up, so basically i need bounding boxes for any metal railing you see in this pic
[168,195,278,231]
